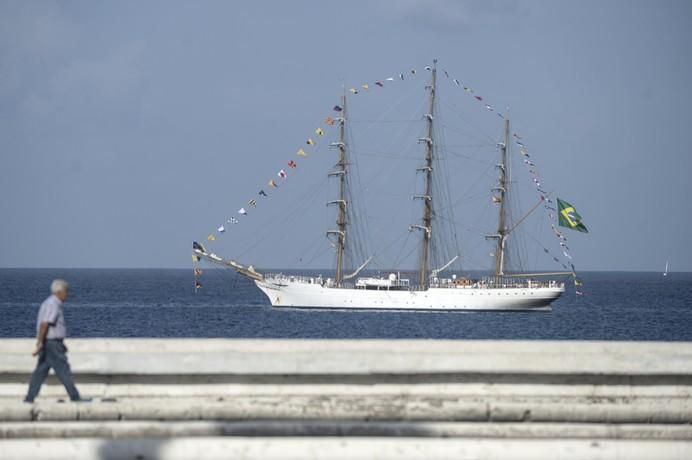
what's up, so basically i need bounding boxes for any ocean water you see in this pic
[0,269,690,340]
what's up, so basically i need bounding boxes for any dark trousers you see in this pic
[25,339,80,402]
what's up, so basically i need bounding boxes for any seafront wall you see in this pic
[0,339,691,459]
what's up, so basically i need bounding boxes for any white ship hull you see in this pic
[255,278,564,311]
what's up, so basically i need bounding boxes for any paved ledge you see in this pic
[1,437,691,460]
[1,339,691,456]
[2,421,692,440]
[2,339,692,376]
[2,397,692,424]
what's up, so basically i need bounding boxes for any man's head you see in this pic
[50,279,69,302]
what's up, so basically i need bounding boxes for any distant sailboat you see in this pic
[663,261,668,277]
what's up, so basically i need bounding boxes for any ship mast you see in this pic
[492,116,510,275]
[327,94,348,287]
[412,60,437,288]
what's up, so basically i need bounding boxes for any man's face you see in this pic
[56,289,69,302]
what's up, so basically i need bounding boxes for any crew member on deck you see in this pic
[24,279,84,403]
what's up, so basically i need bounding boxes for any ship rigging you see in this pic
[191,60,588,310]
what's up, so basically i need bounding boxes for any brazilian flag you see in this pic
[557,198,588,233]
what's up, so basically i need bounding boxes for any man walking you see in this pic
[25,279,83,402]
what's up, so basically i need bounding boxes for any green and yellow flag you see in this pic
[557,198,588,233]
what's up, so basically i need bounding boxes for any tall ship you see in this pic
[193,60,583,311]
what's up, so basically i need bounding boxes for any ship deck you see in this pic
[263,273,564,291]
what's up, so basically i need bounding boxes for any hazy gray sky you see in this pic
[1,1,691,271]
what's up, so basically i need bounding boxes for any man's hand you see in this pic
[32,342,43,357]
[33,322,50,357]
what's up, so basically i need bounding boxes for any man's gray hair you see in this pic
[50,279,69,295]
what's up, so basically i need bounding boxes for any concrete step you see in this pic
[1,437,690,460]
[3,339,692,376]
[2,420,692,440]
[2,381,691,399]
[3,338,691,455]
[2,396,692,423]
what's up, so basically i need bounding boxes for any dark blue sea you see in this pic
[1,269,691,340]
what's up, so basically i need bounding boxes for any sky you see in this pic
[1,0,691,271]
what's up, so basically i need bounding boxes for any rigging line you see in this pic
[393,239,421,271]
[305,244,330,267]
[344,152,373,267]
[527,199,571,263]
[356,98,429,192]
[385,231,411,270]
[300,238,331,268]
[236,183,327,258]
[438,121,497,145]
[521,219,575,272]
[439,143,496,148]
[352,90,426,258]
[357,92,427,153]
[348,121,406,266]
[346,127,376,260]
[209,142,330,233]
[441,148,496,166]
[207,156,330,262]
[234,177,330,259]
[346,83,424,144]
[196,260,224,277]
[293,231,330,266]
[364,193,414,201]
[439,99,498,144]
[506,152,534,272]
[350,119,421,123]
[506,199,545,236]
[447,190,496,203]
[351,151,424,160]
[433,122,462,268]
[435,211,492,236]
[197,260,239,289]
[434,161,496,214]
[533,211,546,272]
[370,228,411,263]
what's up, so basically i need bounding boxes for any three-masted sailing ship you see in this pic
[193,60,566,310]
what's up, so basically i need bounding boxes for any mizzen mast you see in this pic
[327,94,348,287]
[411,60,437,289]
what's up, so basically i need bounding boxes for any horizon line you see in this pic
[0,267,687,274]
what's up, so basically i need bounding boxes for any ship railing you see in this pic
[263,273,356,289]
[354,278,411,289]
[262,273,564,290]
[264,273,322,285]
[428,277,564,290]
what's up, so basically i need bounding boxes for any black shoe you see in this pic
[23,399,33,404]
[72,398,92,403]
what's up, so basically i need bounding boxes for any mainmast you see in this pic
[327,94,348,287]
[490,116,510,276]
[412,60,437,288]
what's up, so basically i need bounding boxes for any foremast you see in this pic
[327,94,348,287]
[412,60,437,289]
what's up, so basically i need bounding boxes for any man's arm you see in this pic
[32,322,50,356]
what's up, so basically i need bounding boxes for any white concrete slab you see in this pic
[2,339,692,375]
[2,421,692,440]
[0,437,690,460]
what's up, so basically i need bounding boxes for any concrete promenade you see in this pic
[0,339,691,459]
